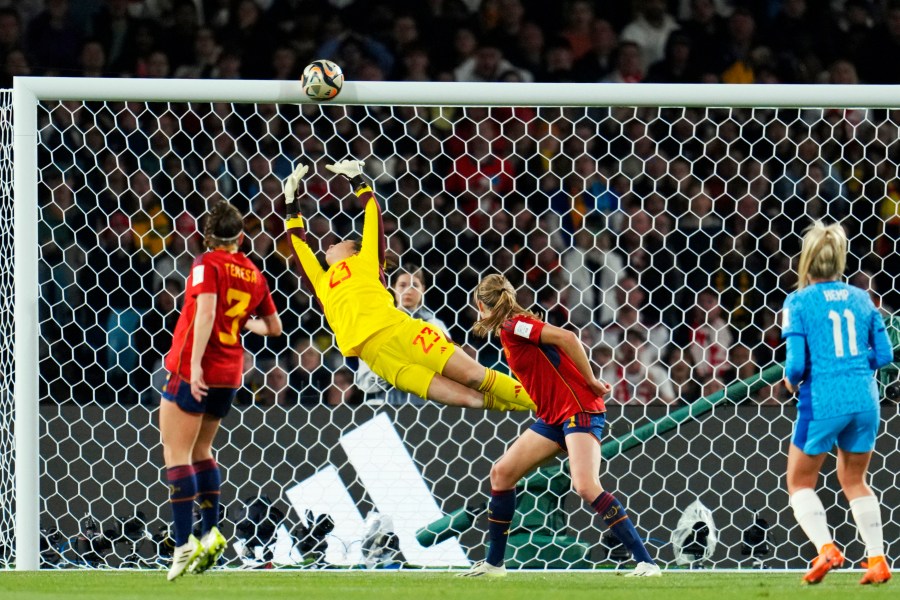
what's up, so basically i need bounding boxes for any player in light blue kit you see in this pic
[781,221,894,585]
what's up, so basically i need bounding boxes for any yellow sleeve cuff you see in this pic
[286,215,305,230]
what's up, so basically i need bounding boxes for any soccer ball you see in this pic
[300,59,344,101]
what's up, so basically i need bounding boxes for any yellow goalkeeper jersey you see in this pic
[286,184,406,357]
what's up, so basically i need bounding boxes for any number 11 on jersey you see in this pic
[828,309,859,358]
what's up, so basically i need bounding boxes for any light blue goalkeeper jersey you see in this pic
[781,281,893,420]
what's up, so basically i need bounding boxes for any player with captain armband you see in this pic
[781,221,894,585]
[281,159,535,412]
[160,201,283,580]
[460,273,661,578]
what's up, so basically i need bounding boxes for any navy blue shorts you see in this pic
[161,374,236,419]
[530,412,606,451]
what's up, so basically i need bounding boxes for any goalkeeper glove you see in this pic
[283,163,309,218]
[325,159,366,189]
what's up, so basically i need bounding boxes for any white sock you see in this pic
[790,488,833,551]
[849,495,885,558]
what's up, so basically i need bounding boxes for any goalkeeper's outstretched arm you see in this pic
[282,163,326,297]
[324,160,387,273]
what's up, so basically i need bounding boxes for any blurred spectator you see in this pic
[77,39,107,77]
[492,0,528,57]
[765,0,829,83]
[161,0,199,72]
[210,48,242,78]
[270,44,299,80]
[221,0,274,78]
[173,26,221,78]
[130,171,173,257]
[666,346,701,404]
[0,47,29,86]
[141,277,181,405]
[143,50,170,78]
[541,37,576,82]
[560,0,595,60]
[289,337,332,406]
[553,155,620,242]
[602,41,644,83]
[857,0,900,84]
[454,43,532,82]
[25,0,81,75]
[562,228,622,329]
[834,0,874,70]
[397,44,432,81]
[620,0,680,68]
[325,367,363,407]
[573,18,617,81]
[508,21,545,80]
[645,30,701,83]
[679,288,733,384]
[317,30,393,81]
[604,329,675,405]
[89,0,140,75]
[678,0,728,76]
[445,131,514,212]
[0,7,22,67]
[236,349,266,407]
[719,7,757,83]
[83,210,153,402]
[256,361,290,407]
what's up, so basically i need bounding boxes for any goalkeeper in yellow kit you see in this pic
[282,159,535,412]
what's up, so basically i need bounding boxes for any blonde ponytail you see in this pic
[473,274,538,337]
[796,220,848,289]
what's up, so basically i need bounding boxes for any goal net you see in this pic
[4,79,899,571]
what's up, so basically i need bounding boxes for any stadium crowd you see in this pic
[17,0,899,407]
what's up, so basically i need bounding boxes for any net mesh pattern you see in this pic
[11,97,900,569]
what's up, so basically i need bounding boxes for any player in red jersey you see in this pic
[160,201,282,580]
[459,274,660,578]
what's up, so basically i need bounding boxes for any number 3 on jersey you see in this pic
[219,288,252,345]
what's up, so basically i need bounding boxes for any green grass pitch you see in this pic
[0,571,891,600]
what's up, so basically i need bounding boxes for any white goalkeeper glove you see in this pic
[325,160,366,181]
[283,163,309,215]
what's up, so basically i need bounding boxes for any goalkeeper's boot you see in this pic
[625,562,662,577]
[167,535,202,581]
[802,542,844,584]
[191,526,227,575]
[860,556,891,585]
[457,560,507,578]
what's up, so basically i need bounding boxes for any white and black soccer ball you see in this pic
[300,59,344,101]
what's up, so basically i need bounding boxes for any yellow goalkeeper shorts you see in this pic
[359,317,456,400]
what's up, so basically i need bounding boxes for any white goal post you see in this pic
[8,77,900,571]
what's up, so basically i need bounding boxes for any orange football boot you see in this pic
[802,543,844,584]
[860,556,891,585]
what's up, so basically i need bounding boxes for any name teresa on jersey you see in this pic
[225,262,259,283]
[822,289,849,302]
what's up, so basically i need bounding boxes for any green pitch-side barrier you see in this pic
[418,314,899,555]
[600,362,784,461]
[415,363,784,551]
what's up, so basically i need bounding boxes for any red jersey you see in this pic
[165,249,276,387]
[499,315,605,425]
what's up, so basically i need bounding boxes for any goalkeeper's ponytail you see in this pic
[473,274,538,337]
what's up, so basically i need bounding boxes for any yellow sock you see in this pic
[479,369,536,412]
